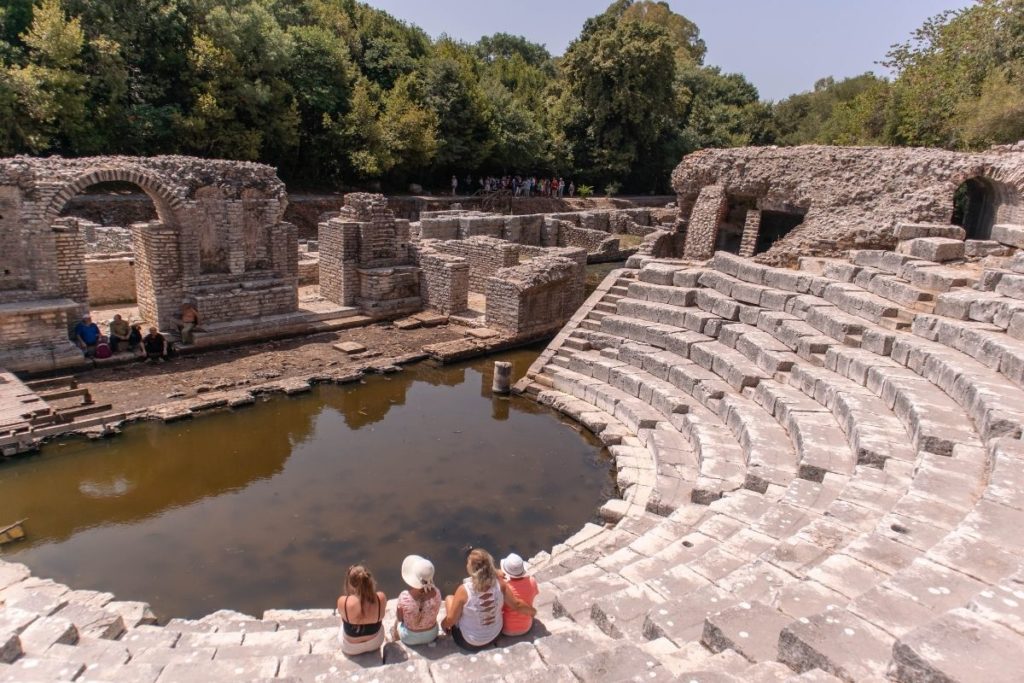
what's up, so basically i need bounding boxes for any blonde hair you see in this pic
[466,549,498,594]
[346,565,377,608]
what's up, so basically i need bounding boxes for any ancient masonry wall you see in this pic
[433,236,519,293]
[671,145,1024,265]
[485,247,587,337]
[683,184,727,260]
[318,218,360,307]
[0,155,299,368]
[415,248,470,315]
[739,209,762,258]
[85,255,136,305]
[52,221,88,315]
[318,194,420,318]
[131,222,182,327]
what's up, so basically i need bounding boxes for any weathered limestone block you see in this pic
[992,223,1024,249]
[894,223,966,240]
[896,237,965,262]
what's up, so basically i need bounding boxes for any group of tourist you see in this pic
[337,549,538,658]
[71,302,201,362]
[452,174,575,198]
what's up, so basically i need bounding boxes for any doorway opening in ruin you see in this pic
[717,196,756,254]
[53,176,182,336]
[755,209,806,255]
[953,177,997,239]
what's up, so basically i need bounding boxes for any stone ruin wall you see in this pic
[429,236,520,293]
[0,155,298,371]
[484,247,587,337]
[672,144,1024,266]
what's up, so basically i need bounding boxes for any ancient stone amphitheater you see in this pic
[2,145,1024,682]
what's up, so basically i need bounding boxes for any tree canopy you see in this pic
[2,0,1020,193]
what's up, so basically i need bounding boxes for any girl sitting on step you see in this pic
[337,565,387,657]
[392,554,442,646]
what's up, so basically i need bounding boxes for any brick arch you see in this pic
[43,167,185,228]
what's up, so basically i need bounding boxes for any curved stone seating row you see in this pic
[1,252,1022,681]
[520,255,1024,680]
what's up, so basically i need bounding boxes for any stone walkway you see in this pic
[2,243,1024,681]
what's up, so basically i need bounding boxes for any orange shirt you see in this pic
[501,576,539,635]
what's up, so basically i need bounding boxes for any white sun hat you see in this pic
[401,555,435,590]
[500,553,527,578]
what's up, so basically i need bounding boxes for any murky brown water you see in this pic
[0,349,612,620]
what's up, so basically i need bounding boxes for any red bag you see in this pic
[94,342,112,359]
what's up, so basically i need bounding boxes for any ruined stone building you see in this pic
[673,144,1024,265]
[0,156,303,371]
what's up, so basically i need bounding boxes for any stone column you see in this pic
[226,201,246,275]
[739,209,762,257]
[318,217,360,306]
[683,184,727,260]
[52,220,88,309]
[132,221,183,328]
[492,361,513,394]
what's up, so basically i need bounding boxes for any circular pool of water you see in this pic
[0,349,612,619]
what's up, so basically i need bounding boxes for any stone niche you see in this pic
[318,193,421,318]
[0,155,299,372]
[672,144,1024,265]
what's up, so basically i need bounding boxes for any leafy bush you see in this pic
[604,181,622,197]
[577,184,594,198]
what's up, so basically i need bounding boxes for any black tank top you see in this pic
[342,595,383,638]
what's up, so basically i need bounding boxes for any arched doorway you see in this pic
[49,172,185,331]
[953,177,997,240]
[58,181,155,310]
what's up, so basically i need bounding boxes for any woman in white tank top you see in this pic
[442,548,536,650]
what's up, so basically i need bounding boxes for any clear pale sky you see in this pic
[363,0,974,101]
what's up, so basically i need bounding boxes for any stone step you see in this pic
[892,608,1024,683]
[701,601,792,664]
[0,656,85,682]
[777,607,893,681]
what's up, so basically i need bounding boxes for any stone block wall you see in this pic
[52,221,88,315]
[417,249,469,315]
[434,236,519,293]
[683,184,727,260]
[85,254,136,305]
[318,218,360,307]
[194,282,298,323]
[0,305,78,351]
[560,224,619,253]
[356,267,421,317]
[739,209,762,258]
[132,221,182,327]
[485,253,586,337]
[459,215,506,239]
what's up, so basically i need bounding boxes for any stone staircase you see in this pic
[2,247,1024,681]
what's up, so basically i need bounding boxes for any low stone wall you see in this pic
[433,236,519,293]
[417,249,470,314]
[85,254,136,305]
[194,281,298,323]
[485,247,586,337]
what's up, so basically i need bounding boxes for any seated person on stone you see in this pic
[337,564,387,658]
[142,326,168,362]
[73,314,102,357]
[442,548,536,651]
[176,302,200,345]
[128,322,145,356]
[108,314,130,352]
[498,553,539,637]
[392,555,441,646]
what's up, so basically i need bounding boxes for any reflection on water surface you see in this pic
[0,349,611,619]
